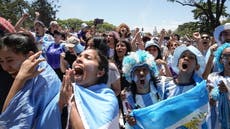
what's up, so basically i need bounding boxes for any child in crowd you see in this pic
[207,43,230,129]
[161,44,206,99]
[121,50,163,128]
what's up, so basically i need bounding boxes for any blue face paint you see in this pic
[133,73,151,89]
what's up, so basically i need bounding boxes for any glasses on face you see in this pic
[201,36,210,40]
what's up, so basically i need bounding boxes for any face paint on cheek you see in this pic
[133,75,138,83]
[143,73,151,89]
[221,35,226,43]
[146,73,151,82]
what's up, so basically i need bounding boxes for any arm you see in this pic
[60,52,69,73]
[192,32,203,52]
[59,69,84,129]
[2,51,45,112]
[155,59,172,77]
[69,101,84,129]
[14,13,29,32]
[158,29,166,48]
[202,44,218,79]
[131,32,144,51]
[111,78,121,96]
[131,28,140,51]
[34,12,40,21]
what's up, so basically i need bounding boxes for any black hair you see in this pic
[93,36,109,58]
[114,39,132,65]
[156,47,162,60]
[0,32,38,55]
[174,34,180,40]
[95,49,109,84]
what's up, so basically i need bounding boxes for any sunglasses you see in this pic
[201,36,210,40]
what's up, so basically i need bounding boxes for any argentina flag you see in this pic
[129,80,208,129]
[35,83,119,129]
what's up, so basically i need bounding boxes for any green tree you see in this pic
[0,0,60,28]
[58,18,116,32]
[175,22,199,37]
[30,0,60,27]
[167,0,229,34]
[0,0,30,25]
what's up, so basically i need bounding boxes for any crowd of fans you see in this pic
[0,12,230,129]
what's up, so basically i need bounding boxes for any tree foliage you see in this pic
[0,0,59,27]
[175,22,199,37]
[0,0,30,24]
[30,0,60,26]
[57,18,116,32]
[167,0,229,35]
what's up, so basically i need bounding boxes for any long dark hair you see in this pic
[0,32,38,55]
[114,39,132,68]
[93,36,109,58]
[95,49,109,84]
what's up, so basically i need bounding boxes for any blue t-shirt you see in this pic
[46,43,65,69]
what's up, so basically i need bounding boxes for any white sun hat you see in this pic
[171,45,205,77]
[213,23,230,45]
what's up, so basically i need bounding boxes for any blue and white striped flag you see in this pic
[130,80,208,129]
[36,83,119,129]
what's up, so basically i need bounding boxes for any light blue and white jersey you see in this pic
[124,82,160,111]
[32,32,54,58]
[159,74,203,100]
[207,72,230,129]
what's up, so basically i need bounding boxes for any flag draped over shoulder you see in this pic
[130,80,208,129]
[74,84,119,129]
[36,83,119,129]
[0,60,61,129]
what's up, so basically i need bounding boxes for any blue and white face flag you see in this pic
[130,80,208,129]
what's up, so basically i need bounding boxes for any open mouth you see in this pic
[140,79,145,85]
[74,67,83,75]
[74,66,84,81]
[182,64,188,69]
[203,41,208,45]
[117,50,124,54]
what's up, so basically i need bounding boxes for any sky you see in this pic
[56,0,230,33]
